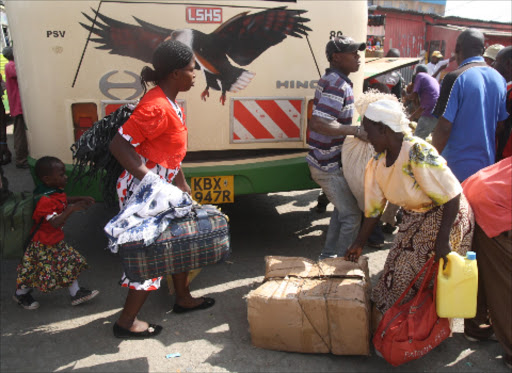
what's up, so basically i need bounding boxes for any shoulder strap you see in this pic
[22,218,44,251]
[433,61,487,118]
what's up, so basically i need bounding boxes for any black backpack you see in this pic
[70,103,136,207]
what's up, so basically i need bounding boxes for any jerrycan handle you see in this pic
[439,254,453,278]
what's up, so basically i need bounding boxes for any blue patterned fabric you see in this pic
[104,172,192,252]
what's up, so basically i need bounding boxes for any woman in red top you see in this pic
[109,40,214,339]
[14,156,98,309]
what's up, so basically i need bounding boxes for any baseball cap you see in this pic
[326,36,366,60]
[431,51,443,58]
[483,44,505,61]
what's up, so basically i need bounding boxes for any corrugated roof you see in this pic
[364,57,422,79]
[370,5,511,27]
[433,24,512,37]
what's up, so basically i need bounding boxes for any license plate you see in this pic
[191,176,234,204]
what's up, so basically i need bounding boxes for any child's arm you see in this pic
[67,196,95,205]
[48,200,90,228]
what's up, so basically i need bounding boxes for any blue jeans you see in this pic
[309,165,361,259]
[414,115,438,140]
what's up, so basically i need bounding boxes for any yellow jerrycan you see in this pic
[436,251,478,318]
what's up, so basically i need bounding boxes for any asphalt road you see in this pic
[0,129,508,372]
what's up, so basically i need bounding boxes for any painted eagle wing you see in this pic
[80,10,172,63]
[213,7,311,66]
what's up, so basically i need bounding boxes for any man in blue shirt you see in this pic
[432,29,508,182]
[307,36,367,259]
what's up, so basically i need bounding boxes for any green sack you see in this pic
[0,191,34,259]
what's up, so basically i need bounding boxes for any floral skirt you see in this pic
[372,194,475,314]
[16,241,88,293]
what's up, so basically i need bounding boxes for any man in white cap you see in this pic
[426,50,455,82]
[483,44,505,66]
[306,35,368,260]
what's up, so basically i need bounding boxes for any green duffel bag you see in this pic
[0,191,35,259]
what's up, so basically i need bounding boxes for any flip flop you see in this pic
[113,322,163,339]
[172,297,215,314]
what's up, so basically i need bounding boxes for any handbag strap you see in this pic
[391,256,435,308]
[406,258,439,339]
[196,207,212,233]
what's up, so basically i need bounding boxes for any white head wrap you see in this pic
[364,100,411,133]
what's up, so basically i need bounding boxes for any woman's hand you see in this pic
[346,244,363,262]
[175,178,191,194]
[433,194,460,269]
[345,216,380,262]
[434,240,452,269]
[174,168,191,194]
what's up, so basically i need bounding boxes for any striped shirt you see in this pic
[307,68,354,172]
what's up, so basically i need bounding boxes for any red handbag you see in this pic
[373,257,451,366]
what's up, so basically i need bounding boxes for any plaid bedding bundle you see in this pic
[119,204,230,282]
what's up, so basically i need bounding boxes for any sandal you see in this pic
[172,297,215,314]
[113,322,162,339]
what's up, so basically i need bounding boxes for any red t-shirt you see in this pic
[462,157,512,238]
[121,86,187,169]
[32,192,67,245]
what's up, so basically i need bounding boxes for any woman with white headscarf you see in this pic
[346,99,475,324]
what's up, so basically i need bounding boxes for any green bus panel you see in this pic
[27,155,319,202]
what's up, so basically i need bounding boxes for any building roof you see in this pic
[431,24,512,37]
[370,5,512,27]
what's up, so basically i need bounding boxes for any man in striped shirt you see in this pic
[307,36,367,260]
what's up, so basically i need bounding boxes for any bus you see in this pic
[5,0,376,204]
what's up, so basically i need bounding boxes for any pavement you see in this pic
[0,126,510,372]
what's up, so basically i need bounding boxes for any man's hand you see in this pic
[355,126,368,142]
[438,63,448,71]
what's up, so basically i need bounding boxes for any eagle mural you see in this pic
[80,7,311,105]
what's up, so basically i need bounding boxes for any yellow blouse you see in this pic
[364,136,462,218]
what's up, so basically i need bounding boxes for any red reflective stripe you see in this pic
[233,132,241,140]
[105,104,123,116]
[290,100,302,113]
[233,101,273,139]
[256,100,300,138]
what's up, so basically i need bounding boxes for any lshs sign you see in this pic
[186,7,222,23]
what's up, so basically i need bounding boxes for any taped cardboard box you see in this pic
[247,256,371,355]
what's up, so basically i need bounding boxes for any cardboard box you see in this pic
[247,256,371,355]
